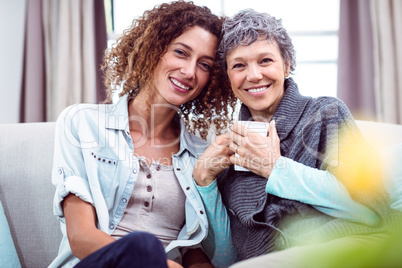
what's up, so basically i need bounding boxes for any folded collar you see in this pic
[105,94,202,158]
[105,94,129,131]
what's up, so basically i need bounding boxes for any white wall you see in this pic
[0,0,26,123]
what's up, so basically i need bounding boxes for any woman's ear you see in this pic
[284,62,291,77]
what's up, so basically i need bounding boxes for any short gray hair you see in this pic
[218,9,296,76]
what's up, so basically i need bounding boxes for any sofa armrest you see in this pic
[0,122,61,268]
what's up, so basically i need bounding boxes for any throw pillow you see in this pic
[0,200,21,268]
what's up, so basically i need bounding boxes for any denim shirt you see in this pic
[49,95,210,267]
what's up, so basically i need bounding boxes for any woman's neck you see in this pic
[127,90,181,166]
[248,107,274,123]
[128,91,179,139]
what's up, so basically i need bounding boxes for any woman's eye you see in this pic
[174,49,186,56]
[200,62,212,71]
[232,63,244,69]
[261,58,272,64]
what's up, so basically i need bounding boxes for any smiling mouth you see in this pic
[170,78,192,91]
[246,85,270,93]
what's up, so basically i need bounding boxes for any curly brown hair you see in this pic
[102,1,236,140]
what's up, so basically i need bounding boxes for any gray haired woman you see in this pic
[193,8,394,268]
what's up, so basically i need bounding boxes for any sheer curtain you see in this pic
[337,0,376,121]
[42,0,107,122]
[0,0,107,123]
[371,0,402,124]
[338,0,402,124]
[21,0,46,122]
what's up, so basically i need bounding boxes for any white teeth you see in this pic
[248,86,267,93]
[170,78,190,90]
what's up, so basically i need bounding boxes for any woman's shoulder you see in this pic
[307,96,352,120]
[55,102,118,133]
[57,102,115,122]
[180,128,210,156]
[311,95,347,108]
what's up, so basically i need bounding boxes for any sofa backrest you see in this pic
[0,122,61,268]
[0,120,401,268]
[355,120,402,149]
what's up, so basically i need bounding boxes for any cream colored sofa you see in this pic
[0,122,60,268]
[0,120,401,268]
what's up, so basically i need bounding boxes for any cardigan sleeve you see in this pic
[319,98,390,225]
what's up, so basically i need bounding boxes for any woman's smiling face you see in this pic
[152,26,218,107]
[226,39,290,120]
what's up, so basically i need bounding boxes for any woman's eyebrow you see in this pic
[228,52,276,63]
[174,42,193,52]
[228,56,244,62]
[174,42,215,61]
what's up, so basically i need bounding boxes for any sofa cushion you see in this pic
[381,143,402,211]
[0,201,21,268]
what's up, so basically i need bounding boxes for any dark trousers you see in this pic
[75,231,168,268]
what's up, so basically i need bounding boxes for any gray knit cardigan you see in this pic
[217,78,391,260]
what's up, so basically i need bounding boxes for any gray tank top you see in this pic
[112,157,186,248]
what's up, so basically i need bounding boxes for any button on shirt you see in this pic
[112,159,186,248]
[49,95,210,267]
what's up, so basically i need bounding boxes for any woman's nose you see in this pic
[180,61,196,79]
[247,64,263,82]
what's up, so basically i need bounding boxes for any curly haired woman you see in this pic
[49,1,235,267]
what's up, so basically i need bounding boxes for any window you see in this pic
[106,0,339,98]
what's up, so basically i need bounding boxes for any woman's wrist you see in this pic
[193,168,215,187]
[193,159,215,186]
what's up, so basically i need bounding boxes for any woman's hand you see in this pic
[182,248,213,268]
[229,120,281,178]
[193,133,234,186]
